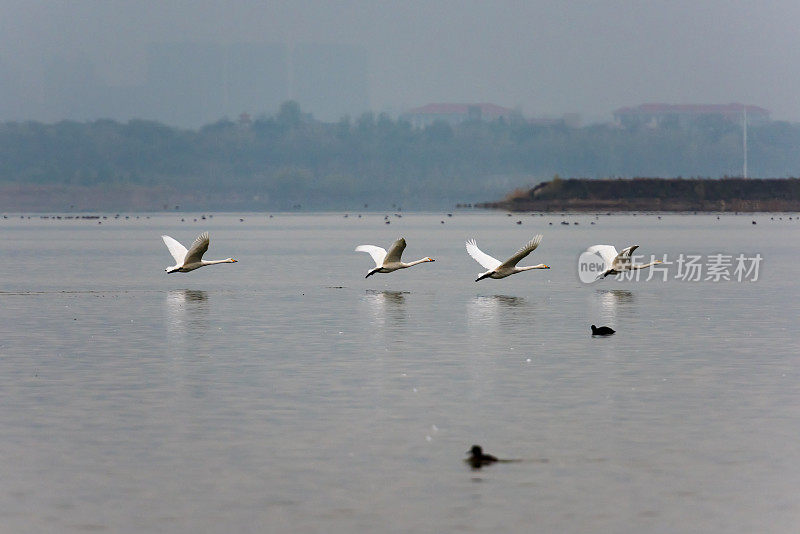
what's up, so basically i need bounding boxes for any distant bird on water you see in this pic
[591,325,615,336]
[162,232,237,273]
[465,445,499,469]
[587,244,662,280]
[355,237,435,278]
[466,235,549,282]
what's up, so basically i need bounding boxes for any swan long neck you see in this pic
[202,258,236,265]
[404,258,434,267]
[518,263,549,271]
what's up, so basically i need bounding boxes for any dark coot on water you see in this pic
[466,445,498,469]
[591,325,615,336]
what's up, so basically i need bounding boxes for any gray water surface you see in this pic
[1,212,798,533]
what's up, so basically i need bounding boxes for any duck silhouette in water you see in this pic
[466,445,498,469]
[465,445,547,469]
[591,325,615,336]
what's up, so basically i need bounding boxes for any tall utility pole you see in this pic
[743,107,748,179]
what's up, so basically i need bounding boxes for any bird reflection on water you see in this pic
[598,289,634,306]
[366,289,408,305]
[468,294,531,327]
[363,290,409,327]
[181,289,209,303]
[485,295,527,308]
[597,289,634,321]
[471,294,527,311]
[165,289,210,344]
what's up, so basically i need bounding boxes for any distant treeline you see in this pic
[481,177,800,212]
[1,101,800,210]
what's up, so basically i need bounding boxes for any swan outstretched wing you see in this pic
[162,235,188,264]
[613,245,639,268]
[500,235,543,268]
[466,239,502,270]
[587,245,618,268]
[616,245,639,259]
[355,245,387,267]
[384,238,407,264]
[184,232,210,264]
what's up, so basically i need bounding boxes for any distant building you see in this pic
[237,112,252,127]
[613,103,770,128]
[526,113,582,128]
[402,103,519,128]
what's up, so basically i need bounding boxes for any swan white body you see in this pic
[355,237,434,278]
[466,235,549,281]
[162,232,237,273]
[587,244,662,279]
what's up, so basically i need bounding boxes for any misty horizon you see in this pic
[1,1,799,126]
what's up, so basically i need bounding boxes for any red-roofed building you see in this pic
[402,103,519,128]
[614,103,770,128]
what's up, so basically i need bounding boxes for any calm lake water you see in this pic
[1,211,798,533]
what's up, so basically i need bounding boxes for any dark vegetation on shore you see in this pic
[480,176,800,212]
[1,101,800,210]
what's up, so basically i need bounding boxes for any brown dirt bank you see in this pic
[477,177,800,212]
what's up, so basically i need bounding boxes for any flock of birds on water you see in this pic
[6,209,769,471]
[161,228,669,469]
[161,231,661,285]
[0,210,783,471]
[163,233,654,325]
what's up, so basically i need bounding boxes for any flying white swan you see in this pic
[162,232,237,273]
[355,237,435,278]
[586,244,661,279]
[466,235,549,281]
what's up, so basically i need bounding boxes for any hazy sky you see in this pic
[2,0,800,121]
